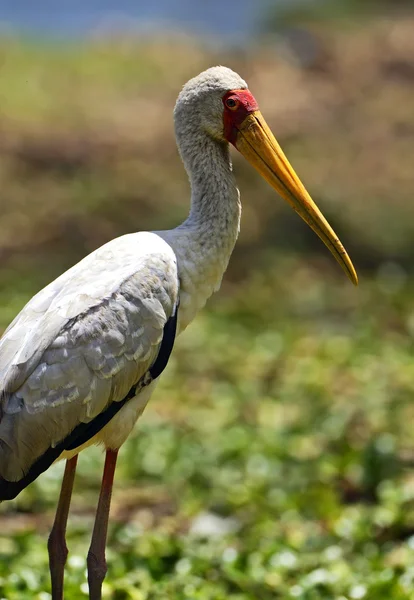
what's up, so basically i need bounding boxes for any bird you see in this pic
[0,66,358,600]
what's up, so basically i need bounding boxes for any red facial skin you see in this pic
[222,89,259,147]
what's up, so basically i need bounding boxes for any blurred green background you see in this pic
[1,0,414,598]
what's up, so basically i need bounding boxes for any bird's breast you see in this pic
[176,252,230,333]
[157,224,239,333]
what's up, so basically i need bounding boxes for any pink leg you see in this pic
[48,455,78,600]
[87,449,118,600]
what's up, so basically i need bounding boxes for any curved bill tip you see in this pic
[234,110,358,286]
[339,248,358,286]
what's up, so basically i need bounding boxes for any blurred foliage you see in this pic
[1,8,414,600]
[268,0,414,27]
[2,259,414,598]
[0,13,413,299]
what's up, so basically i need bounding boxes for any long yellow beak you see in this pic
[235,111,358,285]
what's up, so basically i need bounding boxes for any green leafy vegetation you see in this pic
[1,260,414,599]
[1,11,414,599]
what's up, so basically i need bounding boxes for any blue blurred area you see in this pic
[0,0,301,38]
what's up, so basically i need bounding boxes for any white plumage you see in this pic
[0,68,246,485]
[0,232,179,480]
[0,66,356,600]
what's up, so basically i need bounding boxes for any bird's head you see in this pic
[175,66,357,285]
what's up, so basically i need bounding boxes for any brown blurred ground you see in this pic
[0,15,413,294]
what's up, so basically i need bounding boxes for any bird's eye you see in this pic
[225,98,239,110]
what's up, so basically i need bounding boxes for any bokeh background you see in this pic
[1,1,414,598]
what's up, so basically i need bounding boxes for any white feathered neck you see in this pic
[159,67,245,331]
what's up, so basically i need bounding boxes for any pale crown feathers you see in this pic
[174,66,248,143]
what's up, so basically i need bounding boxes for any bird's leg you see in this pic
[87,449,118,600]
[48,455,78,600]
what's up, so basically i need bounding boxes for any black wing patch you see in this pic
[0,303,179,501]
[64,302,178,452]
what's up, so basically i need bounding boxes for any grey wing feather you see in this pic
[0,232,179,482]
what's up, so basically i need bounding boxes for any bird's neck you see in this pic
[162,131,241,331]
[181,134,241,240]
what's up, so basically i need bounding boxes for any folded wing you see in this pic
[0,232,179,491]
